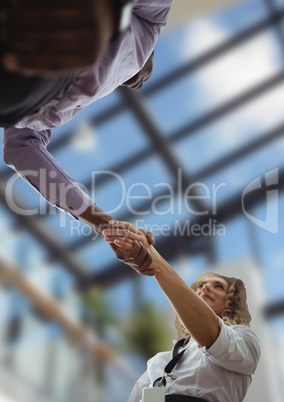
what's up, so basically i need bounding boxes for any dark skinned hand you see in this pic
[122,51,154,89]
[0,0,115,76]
[79,206,155,275]
[104,221,159,276]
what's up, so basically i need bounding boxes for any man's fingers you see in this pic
[106,222,157,276]
[140,229,155,245]
[130,241,149,267]
[133,253,155,276]
[109,241,138,261]
[117,240,141,261]
[133,263,158,277]
[145,268,159,276]
[109,238,158,276]
[126,240,142,260]
[111,240,150,267]
[109,243,132,262]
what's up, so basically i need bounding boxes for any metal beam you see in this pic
[78,71,284,194]
[82,166,284,288]
[118,86,206,214]
[0,180,92,286]
[146,9,284,96]
[67,117,284,252]
[0,253,127,382]
[263,299,284,319]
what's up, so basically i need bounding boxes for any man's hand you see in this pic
[122,52,154,89]
[103,221,159,276]
[108,241,156,276]
[0,0,116,76]
[79,206,155,275]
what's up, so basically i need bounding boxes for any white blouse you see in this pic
[128,318,260,402]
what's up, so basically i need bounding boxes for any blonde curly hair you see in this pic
[175,272,251,339]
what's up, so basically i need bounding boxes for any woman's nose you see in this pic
[202,283,210,291]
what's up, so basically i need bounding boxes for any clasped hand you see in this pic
[103,221,159,276]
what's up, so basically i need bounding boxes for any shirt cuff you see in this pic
[59,187,94,219]
[199,317,228,358]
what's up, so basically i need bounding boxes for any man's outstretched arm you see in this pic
[3,126,155,271]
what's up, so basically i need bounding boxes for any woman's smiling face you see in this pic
[195,276,229,317]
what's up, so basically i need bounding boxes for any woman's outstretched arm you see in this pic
[103,221,220,348]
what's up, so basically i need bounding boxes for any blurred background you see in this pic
[1,0,284,401]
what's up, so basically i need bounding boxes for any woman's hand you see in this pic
[79,207,156,275]
[1,0,115,76]
[103,221,159,276]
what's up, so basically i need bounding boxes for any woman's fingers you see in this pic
[104,221,158,275]
[104,229,145,244]
[109,241,158,276]
[104,221,153,247]
[109,220,142,234]
[109,221,154,244]
[113,239,133,251]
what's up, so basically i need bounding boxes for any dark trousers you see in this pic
[166,396,208,402]
[0,42,74,127]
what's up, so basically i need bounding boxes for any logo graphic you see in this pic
[242,168,279,234]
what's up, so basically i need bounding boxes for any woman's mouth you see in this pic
[201,293,213,301]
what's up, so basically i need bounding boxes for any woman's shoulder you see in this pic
[224,322,260,350]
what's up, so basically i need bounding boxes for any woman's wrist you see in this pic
[149,247,165,273]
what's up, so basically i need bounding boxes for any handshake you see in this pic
[102,221,160,277]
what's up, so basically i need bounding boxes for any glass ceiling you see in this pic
[1,0,284,400]
[0,0,283,300]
